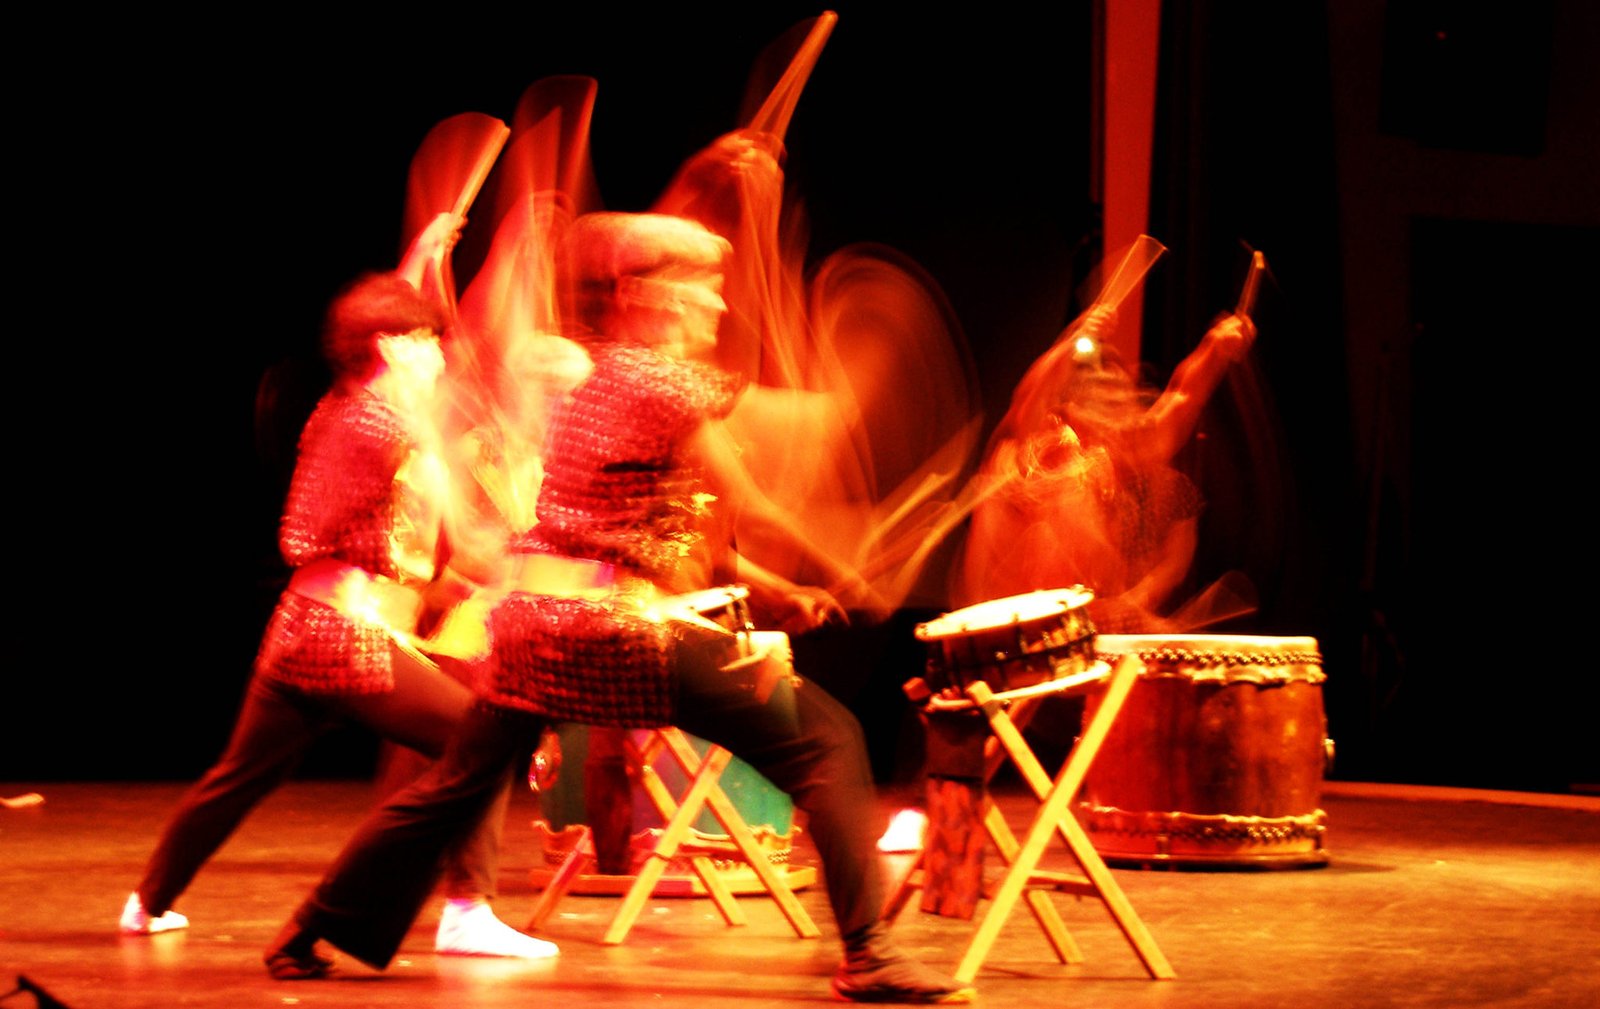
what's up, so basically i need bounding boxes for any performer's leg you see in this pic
[584,726,635,874]
[436,760,514,900]
[430,759,528,957]
[338,649,506,905]
[324,645,471,758]
[324,652,535,958]
[673,645,971,1004]
[671,658,885,936]
[130,674,323,927]
[268,701,550,975]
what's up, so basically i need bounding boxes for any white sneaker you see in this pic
[119,892,189,935]
[434,899,558,959]
[876,808,928,853]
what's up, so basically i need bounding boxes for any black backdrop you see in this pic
[13,5,1589,793]
[15,6,1101,781]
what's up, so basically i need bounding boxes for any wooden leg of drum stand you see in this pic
[886,702,1082,963]
[603,729,820,945]
[603,732,738,943]
[972,693,1084,964]
[954,660,1175,984]
[527,826,593,930]
[881,695,1077,942]
[526,731,737,935]
[976,797,1084,965]
[882,841,921,920]
[882,800,1080,969]
[629,731,747,928]
[655,730,819,940]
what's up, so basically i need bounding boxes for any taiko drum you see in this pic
[1079,634,1332,868]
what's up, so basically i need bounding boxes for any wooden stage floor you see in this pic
[2,779,1596,1009]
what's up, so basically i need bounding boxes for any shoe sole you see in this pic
[831,983,977,1004]
[265,954,336,980]
[435,947,560,959]
[120,921,189,935]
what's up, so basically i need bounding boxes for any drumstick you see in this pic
[745,11,839,140]
[402,113,511,243]
[399,115,510,323]
[437,121,509,326]
[833,463,1012,593]
[1235,249,1266,320]
[1091,234,1167,314]
[449,121,511,221]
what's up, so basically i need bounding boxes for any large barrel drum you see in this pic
[1079,634,1331,867]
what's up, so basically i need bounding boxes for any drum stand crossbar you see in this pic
[887,657,1175,983]
[527,726,821,944]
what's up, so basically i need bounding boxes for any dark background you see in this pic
[10,2,1598,795]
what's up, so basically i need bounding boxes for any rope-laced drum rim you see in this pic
[1095,634,1324,685]
[915,587,1097,692]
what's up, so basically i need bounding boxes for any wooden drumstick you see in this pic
[745,11,839,141]
[1235,249,1266,320]
[448,121,510,221]
[1092,233,1167,314]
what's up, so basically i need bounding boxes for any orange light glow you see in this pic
[374,15,987,622]
[956,238,1260,632]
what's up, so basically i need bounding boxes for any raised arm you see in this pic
[1134,312,1256,463]
[396,211,465,316]
[686,416,871,626]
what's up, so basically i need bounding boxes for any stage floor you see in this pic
[2,779,1596,1009]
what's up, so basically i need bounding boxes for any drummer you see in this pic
[961,302,1257,632]
[123,225,548,961]
[266,211,974,1005]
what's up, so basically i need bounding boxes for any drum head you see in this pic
[916,587,1094,641]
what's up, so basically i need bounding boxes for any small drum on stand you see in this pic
[908,587,1097,918]
[1079,634,1332,868]
[532,585,813,894]
[915,587,1098,695]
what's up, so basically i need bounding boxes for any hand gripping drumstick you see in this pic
[400,114,512,321]
[403,113,511,240]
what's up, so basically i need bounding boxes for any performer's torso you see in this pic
[525,344,739,584]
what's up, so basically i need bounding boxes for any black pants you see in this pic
[292,659,887,968]
[136,647,505,917]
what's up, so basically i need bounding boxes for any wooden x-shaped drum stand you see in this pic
[886,656,1174,982]
[528,726,820,944]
